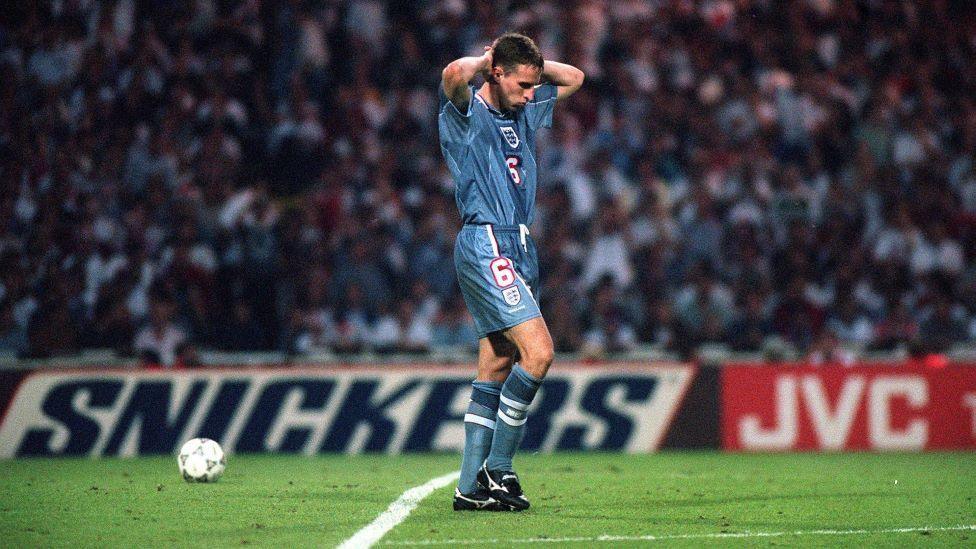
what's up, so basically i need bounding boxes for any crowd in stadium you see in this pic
[2,0,975,365]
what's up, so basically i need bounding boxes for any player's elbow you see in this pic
[558,67,584,99]
[571,67,585,89]
[441,63,463,90]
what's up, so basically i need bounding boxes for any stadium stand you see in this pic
[1,1,975,366]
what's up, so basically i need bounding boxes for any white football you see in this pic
[177,438,226,482]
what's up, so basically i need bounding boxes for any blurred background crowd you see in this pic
[2,0,975,366]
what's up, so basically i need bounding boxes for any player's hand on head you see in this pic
[480,45,494,79]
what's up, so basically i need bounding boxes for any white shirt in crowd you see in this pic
[134,324,186,366]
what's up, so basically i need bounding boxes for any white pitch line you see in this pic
[338,470,460,549]
[382,524,976,546]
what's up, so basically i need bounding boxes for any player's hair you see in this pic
[491,32,544,73]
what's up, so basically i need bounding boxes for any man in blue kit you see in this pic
[438,32,584,511]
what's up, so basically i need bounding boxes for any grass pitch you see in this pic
[1,452,973,547]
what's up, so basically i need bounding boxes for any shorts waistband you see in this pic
[463,223,531,254]
[462,223,528,234]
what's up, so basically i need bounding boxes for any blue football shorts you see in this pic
[454,224,542,338]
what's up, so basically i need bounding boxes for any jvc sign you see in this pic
[722,365,976,451]
[0,364,695,457]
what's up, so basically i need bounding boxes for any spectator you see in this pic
[825,298,874,348]
[331,237,392,314]
[218,298,265,351]
[134,297,186,367]
[545,291,584,353]
[873,300,919,352]
[728,292,773,352]
[369,302,401,354]
[672,264,735,349]
[772,277,824,351]
[430,295,478,352]
[582,277,638,356]
[918,296,969,353]
[0,299,27,356]
[395,299,434,354]
[333,284,370,355]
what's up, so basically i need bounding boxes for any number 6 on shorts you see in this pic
[489,257,516,288]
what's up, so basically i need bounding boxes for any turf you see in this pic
[0,453,973,547]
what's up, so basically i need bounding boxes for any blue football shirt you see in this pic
[438,83,557,226]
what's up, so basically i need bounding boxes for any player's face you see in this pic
[493,64,542,111]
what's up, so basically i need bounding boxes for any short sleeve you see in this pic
[438,85,474,143]
[524,83,557,130]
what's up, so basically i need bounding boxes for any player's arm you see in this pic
[441,48,493,113]
[542,60,585,100]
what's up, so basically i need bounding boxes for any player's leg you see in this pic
[454,333,516,511]
[452,225,541,509]
[480,316,554,510]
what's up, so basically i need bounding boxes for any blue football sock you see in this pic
[486,364,542,472]
[457,380,502,494]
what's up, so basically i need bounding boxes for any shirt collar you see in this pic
[476,92,515,119]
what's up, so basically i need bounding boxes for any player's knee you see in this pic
[479,355,513,382]
[489,358,514,376]
[538,343,554,368]
[523,340,554,374]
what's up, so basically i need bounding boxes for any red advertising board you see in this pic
[722,364,976,451]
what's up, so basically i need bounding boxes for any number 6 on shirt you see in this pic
[506,155,522,185]
[489,257,516,288]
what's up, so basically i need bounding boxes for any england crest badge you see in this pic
[500,126,520,148]
[502,286,522,306]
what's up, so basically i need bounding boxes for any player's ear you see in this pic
[490,66,504,82]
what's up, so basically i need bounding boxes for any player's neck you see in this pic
[477,82,506,114]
